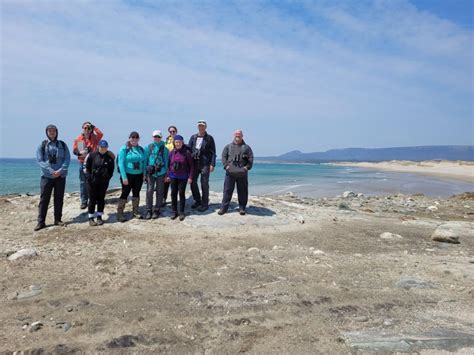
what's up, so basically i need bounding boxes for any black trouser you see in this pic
[221,173,248,211]
[38,176,66,224]
[163,181,170,202]
[170,178,187,213]
[120,173,144,199]
[86,180,109,215]
[191,164,210,207]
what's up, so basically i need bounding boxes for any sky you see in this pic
[1,0,473,158]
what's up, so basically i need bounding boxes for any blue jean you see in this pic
[79,164,88,204]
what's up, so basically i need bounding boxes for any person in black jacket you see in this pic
[218,129,254,216]
[188,120,216,212]
[84,140,115,226]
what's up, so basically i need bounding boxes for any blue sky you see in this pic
[1,0,473,158]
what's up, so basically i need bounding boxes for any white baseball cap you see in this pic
[197,120,207,126]
[152,130,162,138]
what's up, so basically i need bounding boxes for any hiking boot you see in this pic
[171,212,178,220]
[191,201,201,209]
[96,216,104,225]
[117,198,127,223]
[239,208,246,216]
[54,220,66,226]
[179,213,185,221]
[144,211,153,220]
[152,210,160,219]
[89,218,97,226]
[162,199,167,207]
[197,205,208,212]
[34,222,46,231]
[80,203,87,210]
[132,197,141,219]
[217,209,226,215]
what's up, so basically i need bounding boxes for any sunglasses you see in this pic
[169,130,176,133]
[153,135,161,138]
[130,136,139,139]
[83,127,92,130]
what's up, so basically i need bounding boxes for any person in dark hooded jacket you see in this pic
[84,140,115,226]
[218,129,253,216]
[35,124,71,231]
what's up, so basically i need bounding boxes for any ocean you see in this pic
[0,158,472,198]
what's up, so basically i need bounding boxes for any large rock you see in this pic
[343,329,474,353]
[7,248,38,261]
[431,222,474,244]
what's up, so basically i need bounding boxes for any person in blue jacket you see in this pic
[35,124,71,231]
[144,130,169,219]
[117,131,147,222]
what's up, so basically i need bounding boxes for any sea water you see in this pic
[0,158,472,198]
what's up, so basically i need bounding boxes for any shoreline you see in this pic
[332,160,474,184]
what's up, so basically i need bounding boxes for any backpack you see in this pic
[41,139,65,159]
[116,145,144,173]
[148,144,165,165]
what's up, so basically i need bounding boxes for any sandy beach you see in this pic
[1,189,474,354]
[333,160,474,183]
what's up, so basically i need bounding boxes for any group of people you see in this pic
[34,121,254,231]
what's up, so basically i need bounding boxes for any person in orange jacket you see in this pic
[73,121,104,209]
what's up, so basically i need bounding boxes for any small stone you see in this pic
[380,232,403,240]
[30,321,43,332]
[13,288,43,300]
[353,316,369,323]
[427,206,438,212]
[8,248,38,261]
[312,250,326,256]
[247,247,260,253]
[343,191,356,198]
[66,306,74,312]
[296,215,305,224]
[396,276,435,289]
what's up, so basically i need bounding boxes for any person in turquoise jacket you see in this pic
[117,131,147,222]
[143,130,169,219]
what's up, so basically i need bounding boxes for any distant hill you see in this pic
[260,145,474,162]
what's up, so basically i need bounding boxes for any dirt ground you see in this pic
[1,191,473,354]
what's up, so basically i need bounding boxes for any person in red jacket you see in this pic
[72,122,104,209]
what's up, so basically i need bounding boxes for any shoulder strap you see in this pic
[41,140,48,157]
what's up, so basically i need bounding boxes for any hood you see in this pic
[45,124,58,142]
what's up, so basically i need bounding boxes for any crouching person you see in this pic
[219,129,254,216]
[84,140,115,226]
